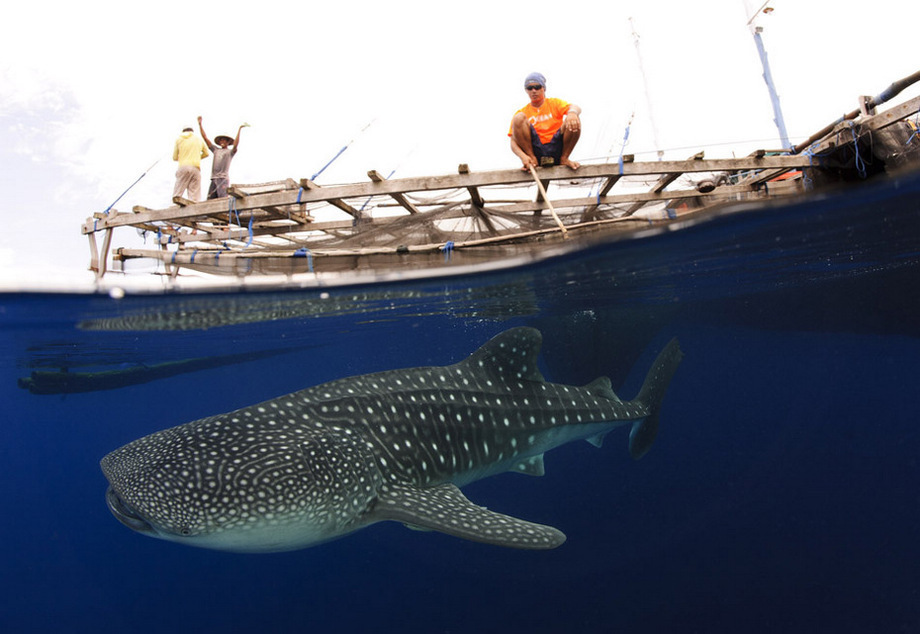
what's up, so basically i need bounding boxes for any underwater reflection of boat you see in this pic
[17,348,298,395]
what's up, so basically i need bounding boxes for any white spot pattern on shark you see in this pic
[101,327,682,552]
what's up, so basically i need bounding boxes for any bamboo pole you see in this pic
[528,166,568,237]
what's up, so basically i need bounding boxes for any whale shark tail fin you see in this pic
[628,337,683,460]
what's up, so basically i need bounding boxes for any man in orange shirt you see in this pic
[509,72,581,170]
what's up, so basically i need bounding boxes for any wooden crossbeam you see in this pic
[457,164,498,235]
[368,170,421,214]
[458,164,485,208]
[581,156,633,221]
[625,151,704,216]
[299,179,364,220]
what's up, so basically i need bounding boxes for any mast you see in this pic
[744,1,791,149]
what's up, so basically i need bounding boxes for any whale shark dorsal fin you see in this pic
[511,454,545,476]
[373,482,565,550]
[585,376,620,401]
[458,327,545,383]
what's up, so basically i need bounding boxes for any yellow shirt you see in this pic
[173,132,210,168]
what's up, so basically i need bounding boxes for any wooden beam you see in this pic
[83,156,813,234]
[457,164,499,235]
[87,232,100,276]
[625,151,704,215]
[581,155,634,221]
[368,170,421,214]
[480,182,761,216]
[113,207,688,267]
[299,178,364,219]
[458,164,485,208]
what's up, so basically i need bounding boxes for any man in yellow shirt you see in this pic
[172,126,210,201]
[509,72,581,170]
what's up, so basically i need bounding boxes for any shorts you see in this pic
[531,127,564,165]
[208,177,230,199]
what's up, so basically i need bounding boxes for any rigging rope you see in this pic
[310,119,376,182]
[848,121,867,179]
[101,156,164,215]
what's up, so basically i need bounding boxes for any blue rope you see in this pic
[100,157,161,215]
[293,248,314,272]
[311,146,347,181]
[906,108,920,145]
[802,145,816,191]
[848,121,867,179]
[310,120,375,182]
[441,241,454,262]
[617,118,631,177]
[228,196,241,228]
[245,213,254,248]
[190,249,198,263]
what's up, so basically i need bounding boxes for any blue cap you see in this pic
[524,72,546,89]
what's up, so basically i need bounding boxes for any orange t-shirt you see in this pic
[508,98,571,144]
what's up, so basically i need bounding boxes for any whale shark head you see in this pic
[101,414,382,552]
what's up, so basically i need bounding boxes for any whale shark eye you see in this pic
[180,527,192,536]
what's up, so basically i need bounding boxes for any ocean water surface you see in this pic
[2,171,919,633]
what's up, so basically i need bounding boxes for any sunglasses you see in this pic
[526,85,544,91]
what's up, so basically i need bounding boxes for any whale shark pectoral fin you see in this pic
[511,454,545,476]
[585,433,607,448]
[373,483,566,550]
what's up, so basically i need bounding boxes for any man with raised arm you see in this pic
[198,116,246,199]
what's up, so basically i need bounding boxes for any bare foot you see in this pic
[560,158,580,169]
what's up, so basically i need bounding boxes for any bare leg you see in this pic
[560,127,581,169]
[510,112,538,170]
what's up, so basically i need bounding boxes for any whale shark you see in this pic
[101,327,682,552]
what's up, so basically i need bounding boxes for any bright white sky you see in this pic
[1,0,916,290]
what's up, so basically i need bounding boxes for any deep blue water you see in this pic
[3,171,920,633]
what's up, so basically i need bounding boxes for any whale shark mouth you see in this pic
[105,487,155,534]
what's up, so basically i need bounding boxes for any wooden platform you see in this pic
[82,88,920,281]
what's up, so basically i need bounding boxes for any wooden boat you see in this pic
[82,73,920,282]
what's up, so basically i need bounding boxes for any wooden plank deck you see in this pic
[83,155,810,234]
